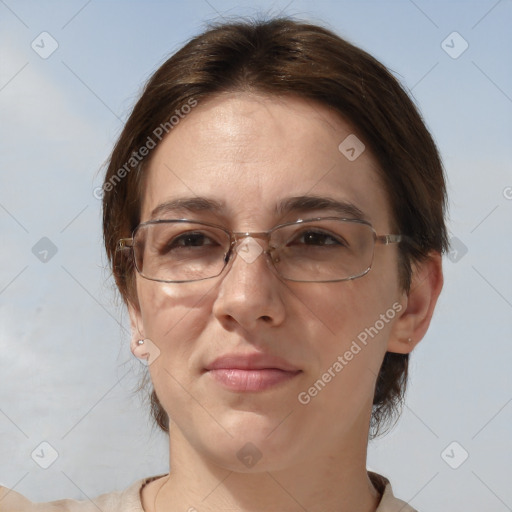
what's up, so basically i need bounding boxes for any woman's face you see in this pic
[129,92,408,470]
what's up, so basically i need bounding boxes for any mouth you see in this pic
[204,353,302,392]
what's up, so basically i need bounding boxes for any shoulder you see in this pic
[369,471,419,512]
[0,476,164,512]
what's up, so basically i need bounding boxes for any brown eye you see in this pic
[292,230,347,247]
[169,232,215,248]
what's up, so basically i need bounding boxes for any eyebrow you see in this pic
[149,197,224,220]
[149,195,367,221]
[276,195,367,221]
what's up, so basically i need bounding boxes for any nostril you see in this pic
[260,315,272,322]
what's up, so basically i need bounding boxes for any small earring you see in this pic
[137,339,145,345]
[408,338,412,343]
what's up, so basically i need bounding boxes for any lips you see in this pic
[205,353,300,372]
[204,353,302,392]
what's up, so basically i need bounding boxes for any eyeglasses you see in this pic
[116,217,406,283]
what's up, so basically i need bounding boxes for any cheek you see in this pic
[300,277,394,335]
[295,282,399,422]
[298,275,400,374]
[137,280,211,354]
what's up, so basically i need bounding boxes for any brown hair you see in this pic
[102,17,448,439]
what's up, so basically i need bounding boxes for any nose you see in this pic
[212,236,286,332]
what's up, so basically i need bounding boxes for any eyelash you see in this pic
[163,229,346,250]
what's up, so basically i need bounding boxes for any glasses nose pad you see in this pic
[223,247,232,265]
[267,245,280,264]
[222,237,236,266]
[263,245,284,280]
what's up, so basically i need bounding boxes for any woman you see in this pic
[0,16,446,512]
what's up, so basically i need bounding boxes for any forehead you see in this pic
[141,92,392,230]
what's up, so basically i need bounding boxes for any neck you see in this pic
[151,408,381,512]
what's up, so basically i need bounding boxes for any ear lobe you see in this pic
[130,337,148,359]
[387,251,443,354]
[127,300,146,355]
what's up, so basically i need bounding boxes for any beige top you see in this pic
[0,472,417,511]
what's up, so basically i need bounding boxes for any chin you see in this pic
[194,411,306,472]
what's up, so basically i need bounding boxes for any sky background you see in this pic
[0,1,511,511]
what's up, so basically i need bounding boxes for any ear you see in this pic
[387,251,443,354]
[128,299,147,358]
